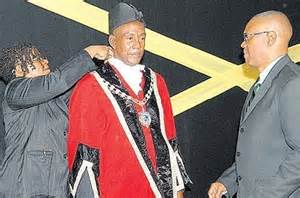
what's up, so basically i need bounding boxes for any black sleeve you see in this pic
[69,144,100,197]
[5,51,97,110]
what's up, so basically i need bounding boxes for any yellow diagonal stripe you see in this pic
[172,45,300,115]
[27,0,300,116]
[171,78,234,115]
[288,44,300,62]
[27,0,109,34]
[145,29,257,91]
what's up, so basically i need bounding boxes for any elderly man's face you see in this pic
[109,20,146,66]
[240,19,270,70]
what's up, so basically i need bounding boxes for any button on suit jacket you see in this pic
[218,55,300,198]
[0,51,96,198]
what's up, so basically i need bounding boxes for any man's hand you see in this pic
[84,45,113,60]
[208,182,227,198]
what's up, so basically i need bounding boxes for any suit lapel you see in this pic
[240,82,256,121]
[240,55,291,124]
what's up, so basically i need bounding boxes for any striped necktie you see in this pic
[253,81,261,98]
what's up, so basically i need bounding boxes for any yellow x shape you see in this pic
[27,0,300,116]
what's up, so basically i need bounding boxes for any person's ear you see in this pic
[108,35,116,49]
[267,31,277,46]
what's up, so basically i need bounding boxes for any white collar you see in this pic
[258,55,284,84]
[108,58,145,94]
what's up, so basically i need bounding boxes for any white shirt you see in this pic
[258,55,284,84]
[108,58,145,94]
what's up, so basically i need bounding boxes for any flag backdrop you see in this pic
[0,0,299,197]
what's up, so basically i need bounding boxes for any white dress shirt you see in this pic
[108,58,145,94]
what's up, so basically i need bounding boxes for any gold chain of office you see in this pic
[102,76,154,106]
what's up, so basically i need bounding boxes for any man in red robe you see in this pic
[67,2,191,197]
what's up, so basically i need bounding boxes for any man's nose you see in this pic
[132,38,141,49]
[240,41,246,48]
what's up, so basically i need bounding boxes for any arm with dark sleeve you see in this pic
[5,51,96,109]
[254,76,300,197]
[157,74,192,191]
[217,162,238,197]
[68,74,104,197]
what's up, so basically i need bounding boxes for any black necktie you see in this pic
[248,79,261,109]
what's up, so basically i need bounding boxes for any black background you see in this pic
[0,0,299,197]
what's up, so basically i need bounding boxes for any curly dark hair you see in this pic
[0,43,45,84]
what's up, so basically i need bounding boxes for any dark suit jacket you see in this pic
[218,55,300,198]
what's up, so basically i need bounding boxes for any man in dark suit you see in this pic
[208,11,300,198]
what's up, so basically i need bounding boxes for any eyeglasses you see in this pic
[243,31,274,42]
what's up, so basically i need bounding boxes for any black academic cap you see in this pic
[109,2,145,34]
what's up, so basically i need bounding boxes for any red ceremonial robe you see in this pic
[67,63,186,198]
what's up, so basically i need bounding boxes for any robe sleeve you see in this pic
[67,74,105,197]
[156,74,192,190]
